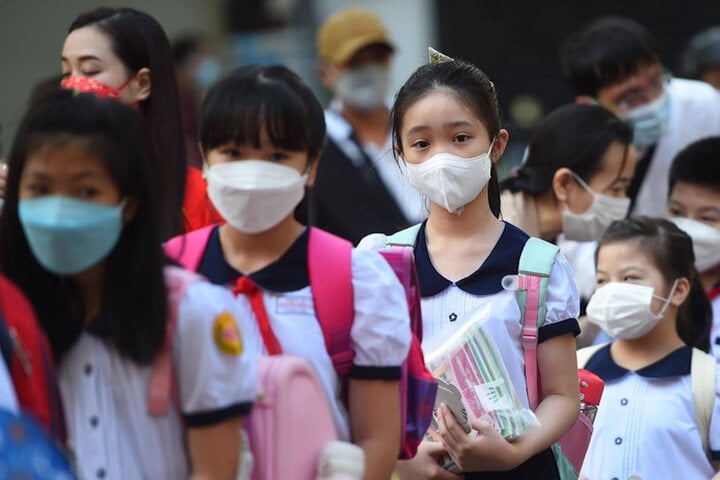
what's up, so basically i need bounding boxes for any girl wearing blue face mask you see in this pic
[0,89,257,480]
[359,53,581,480]
[578,216,717,479]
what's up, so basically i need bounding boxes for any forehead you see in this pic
[597,240,656,271]
[596,62,662,101]
[401,90,484,131]
[670,181,720,207]
[62,26,117,62]
[24,139,109,175]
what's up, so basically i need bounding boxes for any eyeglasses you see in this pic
[597,68,672,114]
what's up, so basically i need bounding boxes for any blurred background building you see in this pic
[1,0,719,173]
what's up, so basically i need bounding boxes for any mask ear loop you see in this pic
[652,278,681,318]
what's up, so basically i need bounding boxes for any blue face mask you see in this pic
[18,196,126,276]
[619,91,671,149]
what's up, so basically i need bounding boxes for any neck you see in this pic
[73,263,106,324]
[613,311,685,369]
[426,192,502,240]
[219,216,305,274]
[534,189,563,242]
[341,103,389,147]
[700,266,720,291]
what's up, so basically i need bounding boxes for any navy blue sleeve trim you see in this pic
[350,365,402,380]
[711,449,720,461]
[538,318,580,343]
[184,401,252,427]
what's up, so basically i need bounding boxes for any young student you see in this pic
[579,217,718,479]
[166,64,412,480]
[0,89,256,480]
[359,55,581,479]
[500,103,635,243]
[560,16,720,218]
[667,136,720,359]
[61,7,221,236]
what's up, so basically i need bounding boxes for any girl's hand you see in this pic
[437,404,521,472]
[394,441,464,480]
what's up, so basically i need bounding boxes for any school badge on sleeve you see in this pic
[213,311,244,355]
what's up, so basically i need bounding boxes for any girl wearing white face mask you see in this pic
[165,65,412,480]
[667,136,720,362]
[359,54,581,480]
[578,216,718,480]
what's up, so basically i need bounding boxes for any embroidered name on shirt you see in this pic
[275,294,315,316]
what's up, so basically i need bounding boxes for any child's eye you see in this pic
[623,275,640,282]
[221,148,241,158]
[595,278,606,286]
[668,207,683,217]
[453,134,471,143]
[700,215,720,224]
[79,187,100,198]
[24,184,48,196]
[269,152,289,161]
[411,140,429,149]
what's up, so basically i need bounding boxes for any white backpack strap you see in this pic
[691,347,716,456]
[386,224,422,248]
[576,343,609,369]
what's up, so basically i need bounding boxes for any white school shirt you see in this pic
[710,290,720,362]
[359,221,581,409]
[580,344,720,480]
[197,227,412,441]
[0,356,18,413]
[58,268,258,480]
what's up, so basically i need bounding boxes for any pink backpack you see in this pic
[164,226,437,460]
[149,266,337,480]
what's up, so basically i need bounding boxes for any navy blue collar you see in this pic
[414,220,529,297]
[585,344,692,381]
[198,226,310,292]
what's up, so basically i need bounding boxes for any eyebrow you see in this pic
[23,170,104,180]
[405,120,475,137]
[60,54,103,63]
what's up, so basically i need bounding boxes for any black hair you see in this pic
[597,216,712,352]
[69,7,186,238]
[199,65,326,161]
[392,59,503,217]
[668,136,720,195]
[173,33,204,65]
[682,27,720,79]
[0,89,168,364]
[501,104,633,196]
[560,16,660,97]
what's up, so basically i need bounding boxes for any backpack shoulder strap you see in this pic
[576,343,609,368]
[163,224,216,272]
[516,237,559,410]
[148,266,203,416]
[691,347,716,457]
[307,228,355,377]
[386,224,422,248]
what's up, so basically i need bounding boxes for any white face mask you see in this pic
[335,63,390,111]
[670,216,720,272]
[562,174,630,242]
[586,280,678,339]
[619,91,671,149]
[405,143,493,214]
[206,160,307,234]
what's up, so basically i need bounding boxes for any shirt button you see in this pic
[90,416,99,427]
[97,468,106,478]
[84,363,93,375]
[448,313,458,322]
[614,437,622,445]
[620,398,628,406]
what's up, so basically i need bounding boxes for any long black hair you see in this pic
[501,104,633,196]
[392,59,503,217]
[597,216,712,352]
[0,90,168,364]
[69,7,186,238]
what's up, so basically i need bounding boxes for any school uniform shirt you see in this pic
[58,270,258,480]
[0,357,18,413]
[580,344,720,480]
[197,226,412,441]
[709,286,720,362]
[360,221,579,478]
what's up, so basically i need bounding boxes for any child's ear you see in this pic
[490,129,509,164]
[305,155,320,189]
[670,277,691,306]
[197,143,208,178]
[317,60,339,90]
[122,196,139,223]
[552,168,574,202]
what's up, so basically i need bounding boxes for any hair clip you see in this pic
[429,47,454,64]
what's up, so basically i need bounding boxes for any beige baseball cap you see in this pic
[317,9,394,66]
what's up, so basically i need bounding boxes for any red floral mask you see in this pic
[60,75,134,100]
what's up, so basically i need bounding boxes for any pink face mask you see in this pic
[60,75,134,100]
